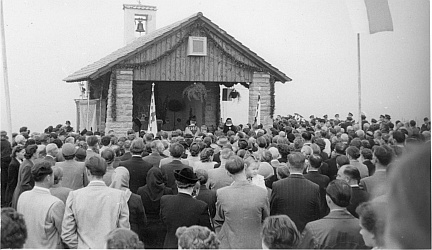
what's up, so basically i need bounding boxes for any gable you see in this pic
[64,12,291,83]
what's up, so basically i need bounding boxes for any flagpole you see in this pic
[357,33,362,128]
[1,0,12,136]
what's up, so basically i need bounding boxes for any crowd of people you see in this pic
[0,113,430,249]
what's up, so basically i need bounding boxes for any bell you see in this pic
[136,21,145,33]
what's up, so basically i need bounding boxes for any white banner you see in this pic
[79,101,97,131]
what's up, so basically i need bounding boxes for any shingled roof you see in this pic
[64,12,291,83]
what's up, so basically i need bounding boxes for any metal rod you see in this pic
[357,33,362,128]
[1,0,12,136]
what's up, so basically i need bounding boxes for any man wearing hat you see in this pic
[62,156,130,249]
[160,167,212,249]
[17,159,65,248]
[310,115,315,121]
[334,114,340,124]
[54,143,88,190]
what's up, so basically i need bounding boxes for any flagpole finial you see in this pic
[152,82,155,87]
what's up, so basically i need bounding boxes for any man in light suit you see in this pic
[299,180,366,249]
[214,156,269,249]
[44,143,58,166]
[85,136,100,160]
[61,156,130,249]
[160,168,212,249]
[54,143,88,190]
[207,148,234,191]
[270,152,321,233]
[360,145,393,199]
[17,159,65,249]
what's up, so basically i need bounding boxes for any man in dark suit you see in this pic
[360,148,375,176]
[161,143,192,194]
[270,152,321,232]
[299,180,366,249]
[142,140,165,168]
[304,154,330,218]
[321,142,347,181]
[337,165,369,218]
[119,139,152,193]
[160,168,212,249]
[195,169,217,219]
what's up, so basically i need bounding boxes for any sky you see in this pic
[1,0,430,133]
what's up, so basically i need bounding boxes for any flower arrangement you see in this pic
[229,89,241,100]
[183,82,207,102]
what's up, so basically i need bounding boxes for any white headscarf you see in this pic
[109,167,132,200]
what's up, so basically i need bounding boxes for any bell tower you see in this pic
[123,4,157,45]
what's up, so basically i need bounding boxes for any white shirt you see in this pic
[249,174,267,190]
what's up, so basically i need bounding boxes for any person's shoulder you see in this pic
[216,185,231,196]
[300,176,320,188]
[50,194,65,205]
[57,186,73,192]
[314,172,330,181]
[161,194,175,201]
[249,183,268,196]
[192,197,209,208]
[119,159,129,166]
[305,217,327,230]
[272,178,285,188]
[129,193,142,203]
[360,175,373,182]
[136,186,145,194]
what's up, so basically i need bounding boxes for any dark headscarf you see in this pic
[143,167,166,201]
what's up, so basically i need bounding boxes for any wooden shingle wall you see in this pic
[125,25,258,83]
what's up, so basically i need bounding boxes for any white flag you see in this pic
[346,0,393,34]
[254,91,261,126]
[147,83,158,135]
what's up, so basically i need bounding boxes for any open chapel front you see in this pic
[67,12,290,136]
[132,81,220,131]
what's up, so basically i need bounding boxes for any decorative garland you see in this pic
[201,26,265,73]
[270,76,275,118]
[115,21,266,74]
[115,27,193,69]
[110,71,117,121]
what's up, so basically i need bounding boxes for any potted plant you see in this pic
[183,82,207,102]
[229,89,241,100]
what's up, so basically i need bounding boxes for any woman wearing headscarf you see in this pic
[137,167,173,249]
[110,167,147,241]
[11,145,38,209]
[102,149,116,186]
